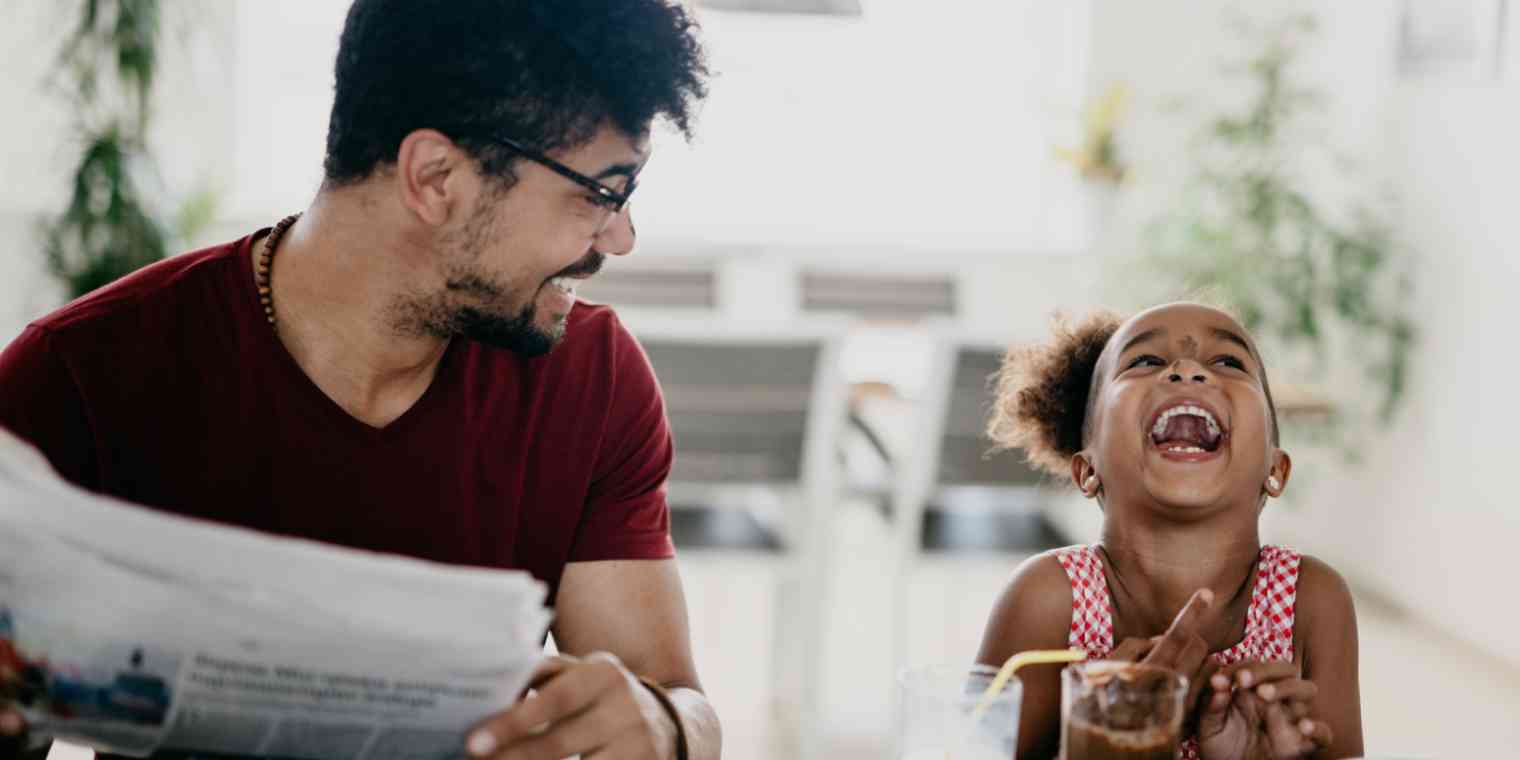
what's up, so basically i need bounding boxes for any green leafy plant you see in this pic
[41,0,208,298]
[1143,14,1414,422]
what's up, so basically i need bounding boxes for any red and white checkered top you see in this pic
[1055,544,1302,760]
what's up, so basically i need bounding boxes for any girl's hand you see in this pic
[1197,661,1333,760]
[1138,590,1222,722]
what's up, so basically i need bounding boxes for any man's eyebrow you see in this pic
[1210,327,1253,355]
[1119,327,1165,356]
[593,162,641,180]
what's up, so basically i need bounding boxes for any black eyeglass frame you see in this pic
[484,134,636,213]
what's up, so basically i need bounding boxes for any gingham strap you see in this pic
[1055,545,1115,658]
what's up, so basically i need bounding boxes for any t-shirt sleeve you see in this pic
[569,318,676,562]
[0,325,98,488]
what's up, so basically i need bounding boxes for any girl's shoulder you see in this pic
[977,549,1079,660]
[1292,553,1356,623]
[1287,552,1358,665]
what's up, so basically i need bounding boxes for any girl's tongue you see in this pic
[1152,414,1222,452]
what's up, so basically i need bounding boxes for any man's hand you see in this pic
[0,707,33,760]
[1197,661,1333,760]
[466,653,679,760]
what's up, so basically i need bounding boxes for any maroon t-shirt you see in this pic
[0,231,676,603]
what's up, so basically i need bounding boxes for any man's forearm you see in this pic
[668,687,721,760]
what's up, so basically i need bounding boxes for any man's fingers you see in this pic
[526,655,578,691]
[469,659,620,755]
[0,708,28,758]
[487,699,619,760]
[0,709,23,738]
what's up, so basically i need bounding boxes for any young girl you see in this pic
[976,303,1362,759]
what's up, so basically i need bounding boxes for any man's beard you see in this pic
[448,279,559,357]
[403,198,605,357]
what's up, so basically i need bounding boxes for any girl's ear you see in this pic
[1072,453,1101,499]
[1263,449,1292,498]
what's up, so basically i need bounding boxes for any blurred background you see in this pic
[3,0,1517,758]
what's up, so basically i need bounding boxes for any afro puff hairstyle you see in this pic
[987,311,1123,478]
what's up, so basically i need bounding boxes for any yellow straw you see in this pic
[947,648,1088,759]
[970,648,1087,723]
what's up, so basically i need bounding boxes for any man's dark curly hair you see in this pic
[988,306,1281,479]
[323,0,709,186]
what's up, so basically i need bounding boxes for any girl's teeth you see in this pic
[1152,405,1221,436]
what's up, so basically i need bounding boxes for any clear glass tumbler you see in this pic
[895,664,1021,760]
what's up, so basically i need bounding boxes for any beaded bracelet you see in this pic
[637,676,690,760]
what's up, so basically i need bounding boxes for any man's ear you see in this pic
[395,128,471,227]
[1071,453,1101,499]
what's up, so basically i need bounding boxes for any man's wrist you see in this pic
[636,676,688,760]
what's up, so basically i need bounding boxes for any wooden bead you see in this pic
[259,213,301,328]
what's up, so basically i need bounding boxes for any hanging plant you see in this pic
[1143,14,1415,423]
[41,0,188,299]
[1054,82,1130,185]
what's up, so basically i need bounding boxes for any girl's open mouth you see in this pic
[1147,401,1228,461]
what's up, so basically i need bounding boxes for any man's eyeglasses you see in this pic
[487,135,636,217]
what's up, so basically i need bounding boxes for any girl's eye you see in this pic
[1126,354,1165,370]
[1214,355,1247,370]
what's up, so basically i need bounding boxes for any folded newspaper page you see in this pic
[0,429,552,759]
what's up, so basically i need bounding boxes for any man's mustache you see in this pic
[550,251,605,280]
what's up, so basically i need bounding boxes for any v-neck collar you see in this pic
[231,229,458,440]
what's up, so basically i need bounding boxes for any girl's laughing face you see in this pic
[1080,303,1288,515]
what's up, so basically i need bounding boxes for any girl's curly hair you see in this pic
[987,310,1123,478]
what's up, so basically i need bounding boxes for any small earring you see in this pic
[1266,476,1281,492]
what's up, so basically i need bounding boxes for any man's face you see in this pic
[426,124,648,355]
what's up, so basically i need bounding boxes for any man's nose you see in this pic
[594,205,637,257]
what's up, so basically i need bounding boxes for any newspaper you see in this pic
[0,429,552,759]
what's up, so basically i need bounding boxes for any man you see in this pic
[0,1,717,758]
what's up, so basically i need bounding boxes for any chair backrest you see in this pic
[633,323,849,548]
[641,340,822,485]
[629,321,851,487]
[892,337,1048,557]
[935,347,1042,487]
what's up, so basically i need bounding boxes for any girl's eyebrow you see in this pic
[1210,327,1253,354]
[1119,327,1165,356]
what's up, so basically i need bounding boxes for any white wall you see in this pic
[1,1,1102,340]
[0,2,240,342]
[1086,0,1520,667]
